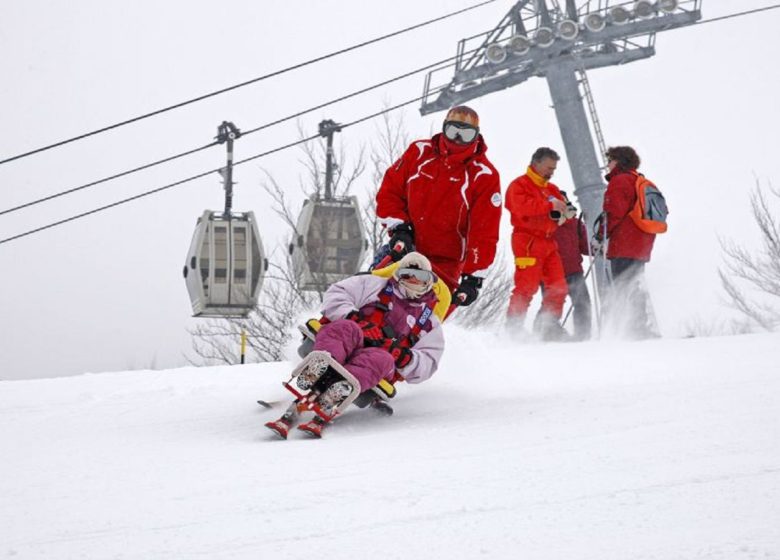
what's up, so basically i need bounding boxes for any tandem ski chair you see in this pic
[295,261,451,413]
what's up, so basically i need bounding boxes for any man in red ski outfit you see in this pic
[597,145,659,338]
[375,105,502,309]
[553,192,592,340]
[504,147,574,339]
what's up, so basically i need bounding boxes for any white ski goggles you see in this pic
[397,267,433,283]
[443,121,479,144]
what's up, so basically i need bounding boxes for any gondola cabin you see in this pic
[184,210,267,317]
[291,196,367,291]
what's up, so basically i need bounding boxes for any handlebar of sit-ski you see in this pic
[375,241,407,270]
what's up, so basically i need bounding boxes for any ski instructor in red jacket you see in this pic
[375,105,502,308]
[504,147,574,339]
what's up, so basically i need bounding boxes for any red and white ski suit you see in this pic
[376,133,502,291]
[504,166,569,319]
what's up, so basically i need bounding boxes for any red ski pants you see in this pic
[507,232,568,319]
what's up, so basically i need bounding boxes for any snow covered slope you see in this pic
[2,329,779,559]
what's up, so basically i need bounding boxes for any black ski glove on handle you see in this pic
[359,321,387,347]
[347,312,389,347]
[390,345,412,368]
[388,223,415,260]
[452,274,483,307]
[346,310,360,320]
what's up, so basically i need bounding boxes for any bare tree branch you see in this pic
[450,250,513,328]
[260,170,299,233]
[362,108,410,261]
[719,180,780,331]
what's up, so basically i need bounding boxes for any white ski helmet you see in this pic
[393,252,435,299]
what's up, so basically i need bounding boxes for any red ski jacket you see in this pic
[376,133,502,288]
[505,167,566,239]
[554,216,590,276]
[603,169,656,261]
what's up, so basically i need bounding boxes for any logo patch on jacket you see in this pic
[491,192,502,207]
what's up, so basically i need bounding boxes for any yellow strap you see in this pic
[305,318,322,334]
[514,256,538,269]
[376,378,396,398]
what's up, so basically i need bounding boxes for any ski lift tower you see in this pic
[420,0,701,242]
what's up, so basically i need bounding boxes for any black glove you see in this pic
[591,237,605,256]
[452,274,483,307]
[548,197,567,223]
[345,310,361,321]
[358,320,387,347]
[592,212,606,238]
[388,223,415,260]
[591,213,606,255]
[559,190,578,220]
[346,311,389,347]
[389,345,412,368]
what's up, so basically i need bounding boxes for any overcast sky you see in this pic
[1,0,778,380]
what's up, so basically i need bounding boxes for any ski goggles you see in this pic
[397,267,433,283]
[442,121,479,144]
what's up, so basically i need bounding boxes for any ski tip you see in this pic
[256,400,273,409]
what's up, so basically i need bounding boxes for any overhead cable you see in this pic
[693,3,780,25]
[2,4,774,239]
[0,142,218,217]
[0,91,436,246]
[0,48,478,217]
[0,0,497,167]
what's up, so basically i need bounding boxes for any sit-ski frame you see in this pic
[283,353,362,422]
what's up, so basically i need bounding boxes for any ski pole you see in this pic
[561,259,595,328]
[588,212,610,333]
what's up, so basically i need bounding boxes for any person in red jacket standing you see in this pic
[597,145,658,338]
[375,105,502,309]
[505,147,574,340]
[553,192,593,340]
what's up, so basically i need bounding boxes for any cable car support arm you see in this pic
[318,119,343,201]
[216,121,242,216]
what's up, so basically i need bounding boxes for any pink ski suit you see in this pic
[314,274,445,392]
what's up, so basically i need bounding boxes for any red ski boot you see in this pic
[264,402,301,440]
[265,418,292,439]
[297,416,327,438]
